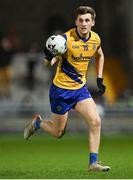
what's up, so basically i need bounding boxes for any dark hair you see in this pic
[75,6,96,20]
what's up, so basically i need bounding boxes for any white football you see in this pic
[46,35,67,55]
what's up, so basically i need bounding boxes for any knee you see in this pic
[54,129,65,138]
[90,117,101,129]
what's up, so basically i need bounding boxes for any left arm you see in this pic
[95,46,104,78]
[95,47,106,96]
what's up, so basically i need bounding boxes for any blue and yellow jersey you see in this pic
[53,28,101,90]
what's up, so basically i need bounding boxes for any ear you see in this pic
[92,20,95,27]
[75,19,78,26]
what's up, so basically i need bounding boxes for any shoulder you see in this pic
[91,31,101,40]
[90,30,101,45]
[63,28,76,40]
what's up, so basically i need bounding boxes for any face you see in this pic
[75,13,95,37]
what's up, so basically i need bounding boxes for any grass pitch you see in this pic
[0,133,133,179]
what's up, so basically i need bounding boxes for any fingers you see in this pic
[51,57,58,66]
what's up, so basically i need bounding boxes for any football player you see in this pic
[24,6,111,172]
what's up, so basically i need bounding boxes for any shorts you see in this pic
[49,84,92,115]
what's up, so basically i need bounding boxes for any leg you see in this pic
[24,112,68,139]
[75,98,101,153]
[41,112,68,138]
[75,98,110,171]
[24,83,72,140]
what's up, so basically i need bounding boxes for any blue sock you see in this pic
[34,119,41,129]
[89,153,98,165]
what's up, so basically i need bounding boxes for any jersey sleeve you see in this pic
[97,34,101,49]
[62,34,67,41]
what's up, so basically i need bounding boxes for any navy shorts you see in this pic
[49,84,92,115]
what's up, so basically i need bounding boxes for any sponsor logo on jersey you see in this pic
[72,54,91,61]
[72,45,80,49]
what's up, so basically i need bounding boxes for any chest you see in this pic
[67,39,98,58]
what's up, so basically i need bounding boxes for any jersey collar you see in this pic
[75,28,91,42]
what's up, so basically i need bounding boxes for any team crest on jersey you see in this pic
[92,44,97,51]
[82,45,88,51]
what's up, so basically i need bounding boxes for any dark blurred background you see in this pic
[0,0,133,134]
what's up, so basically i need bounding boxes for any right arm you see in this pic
[43,57,58,67]
[43,46,57,67]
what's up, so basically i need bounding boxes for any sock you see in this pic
[34,118,41,129]
[89,153,98,165]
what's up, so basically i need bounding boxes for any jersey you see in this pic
[53,28,101,90]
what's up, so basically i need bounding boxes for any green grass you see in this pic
[0,133,133,179]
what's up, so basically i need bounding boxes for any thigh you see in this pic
[51,112,68,130]
[75,98,100,125]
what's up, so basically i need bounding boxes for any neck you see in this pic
[77,29,90,39]
[76,28,91,42]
